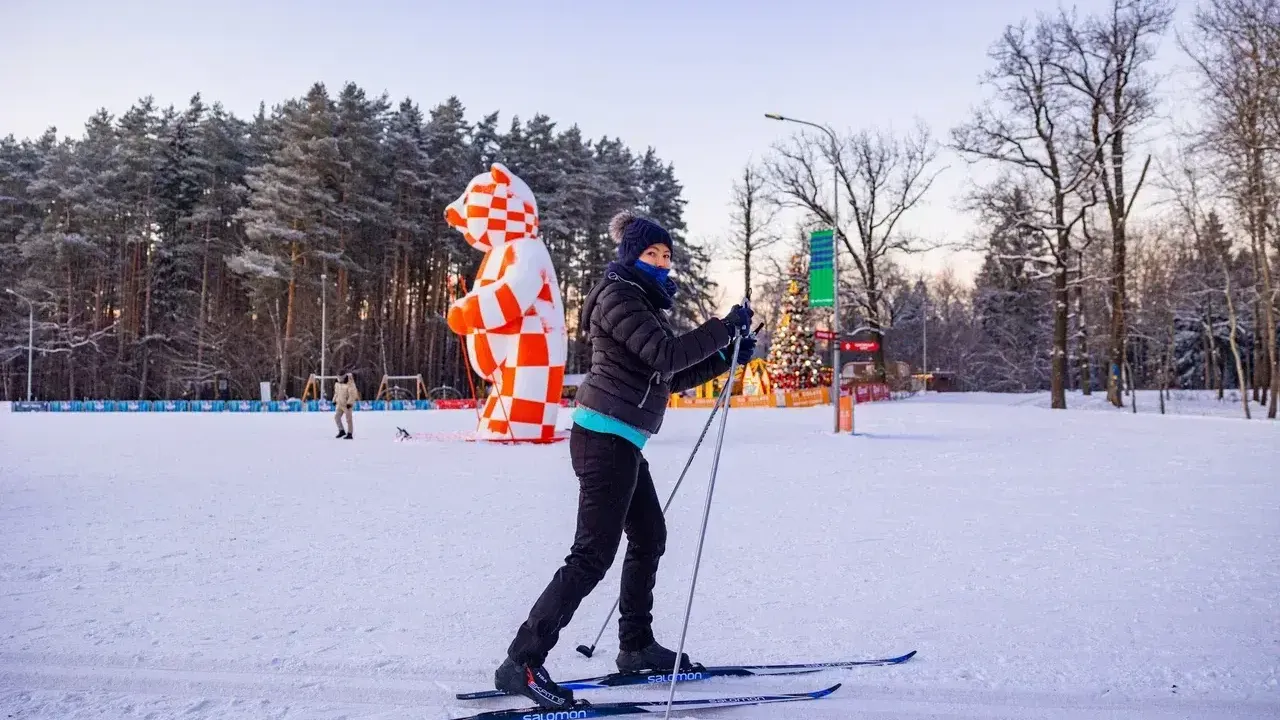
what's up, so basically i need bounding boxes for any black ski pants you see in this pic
[507,424,666,666]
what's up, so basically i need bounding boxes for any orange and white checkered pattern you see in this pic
[445,163,567,442]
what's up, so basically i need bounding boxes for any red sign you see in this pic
[840,340,880,353]
[853,383,892,403]
[432,398,478,409]
[814,329,835,341]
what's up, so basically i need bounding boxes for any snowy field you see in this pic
[937,388,1276,420]
[2,396,1278,719]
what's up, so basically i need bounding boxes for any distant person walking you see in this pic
[332,372,359,439]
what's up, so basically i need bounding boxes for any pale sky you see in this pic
[1,0,1195,310]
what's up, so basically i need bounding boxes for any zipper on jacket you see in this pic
[605,271,664,409]
[638,371,659,407]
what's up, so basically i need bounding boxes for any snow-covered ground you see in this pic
[2,397,1278,719]
[931,387,1275,420]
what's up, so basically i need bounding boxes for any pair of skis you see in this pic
[448,650,916,720]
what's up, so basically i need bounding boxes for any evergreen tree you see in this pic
[636,149,718,329]
[766,253,823,390]
[970,188,1054,391]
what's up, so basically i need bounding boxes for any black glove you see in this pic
[733,335,757,363]
[721,303,753,336]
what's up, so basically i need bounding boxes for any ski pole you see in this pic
[663,327,745,720]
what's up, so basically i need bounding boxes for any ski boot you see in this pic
[616,642,704,674]
[494,657,576,709]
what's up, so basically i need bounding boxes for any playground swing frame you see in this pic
[375,374,428,401]
[301,374,343,402]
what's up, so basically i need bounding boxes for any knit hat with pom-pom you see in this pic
[609,210,673,265]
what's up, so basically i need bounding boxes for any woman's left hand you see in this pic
[721,304,754,335]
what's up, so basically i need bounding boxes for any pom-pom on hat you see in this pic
[610,210,673,265]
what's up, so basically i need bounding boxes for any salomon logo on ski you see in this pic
[707,695,769,704]
[645,671,705,683]
[519,711,587,720]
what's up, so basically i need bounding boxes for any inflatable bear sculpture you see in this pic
[444,163,567,442]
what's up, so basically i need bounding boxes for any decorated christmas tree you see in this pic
[766,253,825,390]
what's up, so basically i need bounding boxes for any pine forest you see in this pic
[0,84,712,402]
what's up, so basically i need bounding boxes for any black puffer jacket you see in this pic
[573,262,734,435]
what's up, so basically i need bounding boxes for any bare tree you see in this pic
[1054,0,1175,406]
[1254,295,1271,406]
[1073,191,1105,395]
[1160,148,1253,418]
[1180,0,1280,418]
[749,233,804,358]
[923,266,983,379]
[724,161,781,302]
[1127,223,1180,413]
[951,19,1097,408]
[764,119,943,379]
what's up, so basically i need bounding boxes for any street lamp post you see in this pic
[766,112,841,432]
[6,288,34,401]
[320,272,328,389]
[916,279,928,376]
[923,298,928,375]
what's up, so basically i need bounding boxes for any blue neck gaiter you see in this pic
[634,260,678,299]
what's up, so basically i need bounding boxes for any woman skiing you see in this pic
[494,211,755,709]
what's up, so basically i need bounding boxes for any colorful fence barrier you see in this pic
[667,383,894,409]
[11,399,435,413]
[8,398,581,413]
[10,388,894,413]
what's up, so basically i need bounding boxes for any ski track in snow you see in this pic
[1,396,1278,718]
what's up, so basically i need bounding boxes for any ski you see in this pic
[455,651,914,700]
[448,682,840,720]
